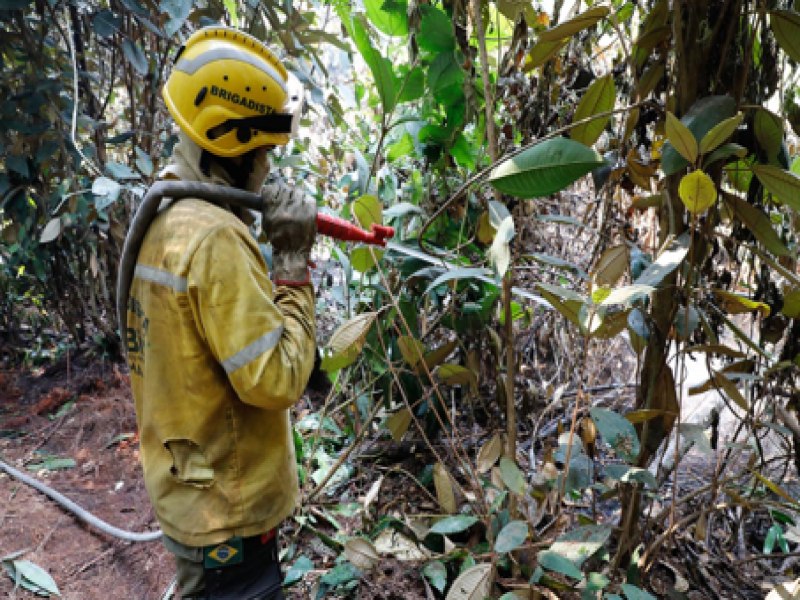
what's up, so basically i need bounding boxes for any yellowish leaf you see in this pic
[678,170,717,213]
[476,434,503,474]
[433,462,457,514]
[386,409,412,442]
[666,111,698,164]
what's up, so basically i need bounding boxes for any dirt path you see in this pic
[0,363,173,599]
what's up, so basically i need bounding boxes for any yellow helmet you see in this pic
[162,26,300,157]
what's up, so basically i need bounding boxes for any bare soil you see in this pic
[0,357,427,600]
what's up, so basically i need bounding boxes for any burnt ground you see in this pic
[0,357,429,600]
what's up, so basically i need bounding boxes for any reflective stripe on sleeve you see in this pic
[134,265,188,292]
[221,326,284,374]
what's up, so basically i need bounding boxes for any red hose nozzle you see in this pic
[316,213,395,247]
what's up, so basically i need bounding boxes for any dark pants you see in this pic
[164,533,284,600]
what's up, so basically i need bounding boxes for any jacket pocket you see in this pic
[164,438,215,488]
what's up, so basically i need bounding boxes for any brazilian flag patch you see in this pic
[204,537,244,568]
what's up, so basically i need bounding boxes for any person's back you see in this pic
[122,26,316,599]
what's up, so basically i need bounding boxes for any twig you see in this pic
[62,5,101,178]
[304,399,383,502]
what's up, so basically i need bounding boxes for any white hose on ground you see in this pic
[0,457,162,542]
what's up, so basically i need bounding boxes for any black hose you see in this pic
[0,457,162,542]
[116,181,264,343]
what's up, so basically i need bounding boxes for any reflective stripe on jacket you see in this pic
[127,146,315,546]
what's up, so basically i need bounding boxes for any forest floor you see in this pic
[0,353,432,600]
[0,348,797,599]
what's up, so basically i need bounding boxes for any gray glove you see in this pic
[262,183,316,286]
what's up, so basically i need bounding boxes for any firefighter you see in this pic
[125,26,315,599]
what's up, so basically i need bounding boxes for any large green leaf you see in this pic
[570,74,616,147]
[427,52,464,108]
[722,193,789,257]
[489,138,605,198]
[350,16,398,113]
[754,108,785,166]
[122,39,148,75]
[494,520,529,553]
[769,10,800,63]
[590,407,640,462]
[661,96,736,175]
[752,164,800,211]
[364,0,408,36]
[418,5,455,53]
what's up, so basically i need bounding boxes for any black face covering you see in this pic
[199,149,257,190]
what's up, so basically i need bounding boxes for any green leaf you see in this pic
[429,515,479,535]
[428,52,465,107]
[437,364,477,389]
[122,39,148,75]
[781,288,800,319]
[2,559,61,597]
[662,96,736,175]
[418,5,455,52]
[536,282,585,327]
[350,246,384,272]
[678,170,717,213]
[398,335,425,367]
[665,111,698,164]
[537,550,583,580]
[699,113,743,155]
[526,38,568,69]
[499,457,525,494]
[489,138,605,198]
[320,562,361,587]
[27,457,75,471]
[538,5,610,42]
[589,407,640,462]
[321,312,378,372]
[353,194,383,228]
[570,74,616,146]
[754,108,785,165]
[495,520,528,553]
[283,555,314,586]
[769,10,800,63]
[752,164,800,211]
[160,0,192,37]
[222,0,238,26]
[6,154,29,178]
[350,16,398,113]
[364,0,408,36]
[93,10,121,38]
[705,143,747,166]
[423,560,447,592]
[548,524,613,567]
[105,161,139,180]
[721,193,788,256]
[397,66,424,103]
[423,267,493,296]
[387,133,415,162]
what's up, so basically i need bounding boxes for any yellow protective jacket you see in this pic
[126,136,316,547]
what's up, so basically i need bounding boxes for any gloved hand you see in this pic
[262,183,316,286]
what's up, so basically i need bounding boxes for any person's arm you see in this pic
[189,224,316,410]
